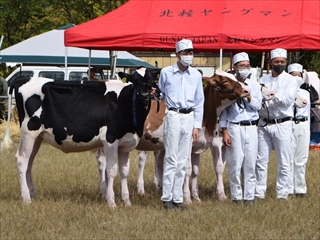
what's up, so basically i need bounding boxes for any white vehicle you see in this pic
[5,66,105,86]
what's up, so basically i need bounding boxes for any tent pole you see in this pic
[229,51,233,71]
[260,52,265,77]
[219,49,223,70]
[0,36,4,50]
[88,50,92,80]
[65,47,68,80]
[110,51,118,79]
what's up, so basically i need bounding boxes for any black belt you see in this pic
[293,117,308,123]
[260,116,292,124]
[230,120,258,126]
[168,108,193,114]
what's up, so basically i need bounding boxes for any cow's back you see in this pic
[14,78,135,152]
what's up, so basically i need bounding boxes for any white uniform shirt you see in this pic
[259,71,298,119]
[294,88,310,118]
[158,62,204,129]
[219,79,262,128]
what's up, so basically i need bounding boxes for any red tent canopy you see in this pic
[64,0,320,52]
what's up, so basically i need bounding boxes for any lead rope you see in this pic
[132,89,137,127]
[236,98,246,109]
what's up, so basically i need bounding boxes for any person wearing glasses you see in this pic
[219,52,262,205]
[158,39,204,210]
[287,63,310,197]
[255,48,299,200]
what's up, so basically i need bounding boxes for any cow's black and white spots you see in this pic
[3,68,161,207]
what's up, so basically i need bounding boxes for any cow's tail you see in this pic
[1,93,13,151]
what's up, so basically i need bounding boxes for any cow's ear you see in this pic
[118,72,129,83]
[202,76,217,86]
[202,77,211,83]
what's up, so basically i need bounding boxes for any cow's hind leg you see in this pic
[96,148,107,199]
[183,155,192,204]
[16,136,42,203]
[26,137,43,200]
[191,153,201,202]
[137,151,148,195]
[118,151,131,206]
[210,137,227,201]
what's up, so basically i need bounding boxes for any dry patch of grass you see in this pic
[1,124,319,239]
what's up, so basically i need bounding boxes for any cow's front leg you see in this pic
[154,150,165,188]
[118,151,131,206]
[105,145,118,208]
[210,137,227,201]
[96,148,107,199]
[137,151,148,195]
[191,153,201,202]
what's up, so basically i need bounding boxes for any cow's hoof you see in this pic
[22,198,32,204]
[124,200,132,206]
[184,198,192,205]
[217,193,227,201]
[107,202,117,208]
[192,195,201,203]
[137,186,145,195]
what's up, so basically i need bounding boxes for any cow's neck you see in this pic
[203,86,237,137]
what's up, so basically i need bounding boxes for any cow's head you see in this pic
[119,68,161,103]
[203,68,250,99]
[294,93,308,108]
[260,84,275,101]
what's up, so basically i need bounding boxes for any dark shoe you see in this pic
[163,201,176,211]
[232,200,243,205]
[277,197,288,201]
[254,197,264,201]
[244,200,255,205]
[173,202,188,211]
[295,193,308,198]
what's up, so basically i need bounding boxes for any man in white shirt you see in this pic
[220,52,262,204]
[255,48,299,200]
[158,39,204,210]
[288,63,310,196]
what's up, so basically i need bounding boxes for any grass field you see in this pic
[0,121,319,239]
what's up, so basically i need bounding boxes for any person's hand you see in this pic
[150,87,157,95]
[192,128,199,143]
[222,128,231,146]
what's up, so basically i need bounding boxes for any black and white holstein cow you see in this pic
[1,68,161,207]
[96,69,256,203]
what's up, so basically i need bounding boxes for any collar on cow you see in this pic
[214,80,239,96]
[132,89,137,127]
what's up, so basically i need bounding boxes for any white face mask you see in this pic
[180,55,193,67]
[294,76,303,86]
[238,69,251,79]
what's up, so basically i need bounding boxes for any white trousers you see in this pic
[290,121,310,194]
[226,124,257,201]
[255,121,292,199]
[161,110,194,203]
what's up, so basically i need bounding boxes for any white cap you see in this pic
[176,39,193,52]
[81,73,88,80]
[288,63,303,74]
[233,52,250,65]
[270,48,287,59]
